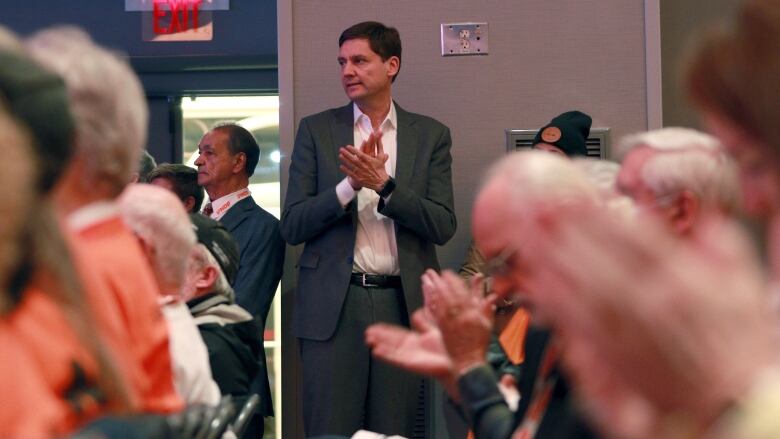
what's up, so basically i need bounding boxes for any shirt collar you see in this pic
[353,101,397,132]
[67,201,119,232]
[209,187,251,219]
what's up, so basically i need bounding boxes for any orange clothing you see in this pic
[65,230,142,411]
[498,307,531,365]
[7,286,109,434]
[72,213,183,414]
[0,321,66,438]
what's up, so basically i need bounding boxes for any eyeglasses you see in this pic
[481,245,518,279]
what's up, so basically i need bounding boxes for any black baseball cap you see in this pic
[189,213,240,285]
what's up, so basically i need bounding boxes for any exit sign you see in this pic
[131,0,228,42]
[126,0,229,11]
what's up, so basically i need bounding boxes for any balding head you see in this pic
[473,151,599,300]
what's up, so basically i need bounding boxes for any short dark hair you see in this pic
[147,163,204,213]
[213,123,260,177]
[339,21,402,82]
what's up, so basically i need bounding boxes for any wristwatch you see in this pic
[377,176,396,198]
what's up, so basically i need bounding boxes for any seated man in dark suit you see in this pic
[183,213,264,398]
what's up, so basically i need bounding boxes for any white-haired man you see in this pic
[118,184,221,406]
[617,127,740,235]
[367,151,601,439]
[25,27,182,413]
[183,214,264,399]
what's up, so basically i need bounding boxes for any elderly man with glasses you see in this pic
[367,151,602,439]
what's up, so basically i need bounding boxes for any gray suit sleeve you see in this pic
[378,126,457,245]
[281,117,350,245]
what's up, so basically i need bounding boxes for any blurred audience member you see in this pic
[184,213,264,398]
[478,2,780,439]
[25,26,183,414]
[572,158,635,220]
[368,151,601,439]
[0,77,68,438]
[572,157,620,196]
[149,163,205,213]
[119,184,221,406]
[0,31,135,435]
[617,127,740,235]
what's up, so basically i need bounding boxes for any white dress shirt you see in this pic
[205,187,252,221]
[335,102,399,275]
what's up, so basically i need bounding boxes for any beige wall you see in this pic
[286,0,648,271]
[281,1,650,437]
[660,0,739,128]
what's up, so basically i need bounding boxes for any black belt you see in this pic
[350,273,402,288]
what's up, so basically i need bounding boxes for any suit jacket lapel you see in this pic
[331,104,360,230]
[330,103,354,172]
[394,103,418,188]
[219,196,253,232]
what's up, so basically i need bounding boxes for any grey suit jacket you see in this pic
[219,196,284,416]
[281,102,456,340]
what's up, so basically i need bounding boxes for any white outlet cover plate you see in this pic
[441,22,489,56]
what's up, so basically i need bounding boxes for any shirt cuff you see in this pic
[336,177,357,208]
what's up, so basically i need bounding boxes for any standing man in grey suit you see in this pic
[195,123,285,421]
[281,21,457,438]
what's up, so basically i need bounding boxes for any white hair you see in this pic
[184,243,234,301]
[484,150,600,212]
[25,26,147,197]
[118,184,195,292]
[572,157,621,195]
[619,127,740,213]
[572,157,637,220]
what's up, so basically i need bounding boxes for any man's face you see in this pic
[703,111,780,221]
[472,184,530,302]
[194,129,239,191]
[338,38,398,104]
[534,142,566,156]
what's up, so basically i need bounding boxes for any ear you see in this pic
[670,191,700,235]
[385,56,400,79]
[195,265,219,290]
[232,152,247,175]
[184,196,196,213]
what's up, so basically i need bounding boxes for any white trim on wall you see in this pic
[277,0,301,438]
[645,0,663,129]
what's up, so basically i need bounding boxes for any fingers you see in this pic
[411,309,435,333]
[339,146,362,167]
[359,132,376,154]
[375,131,385,156]
[365,323,406,350]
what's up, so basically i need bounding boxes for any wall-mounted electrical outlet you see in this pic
[441,22,488,57]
